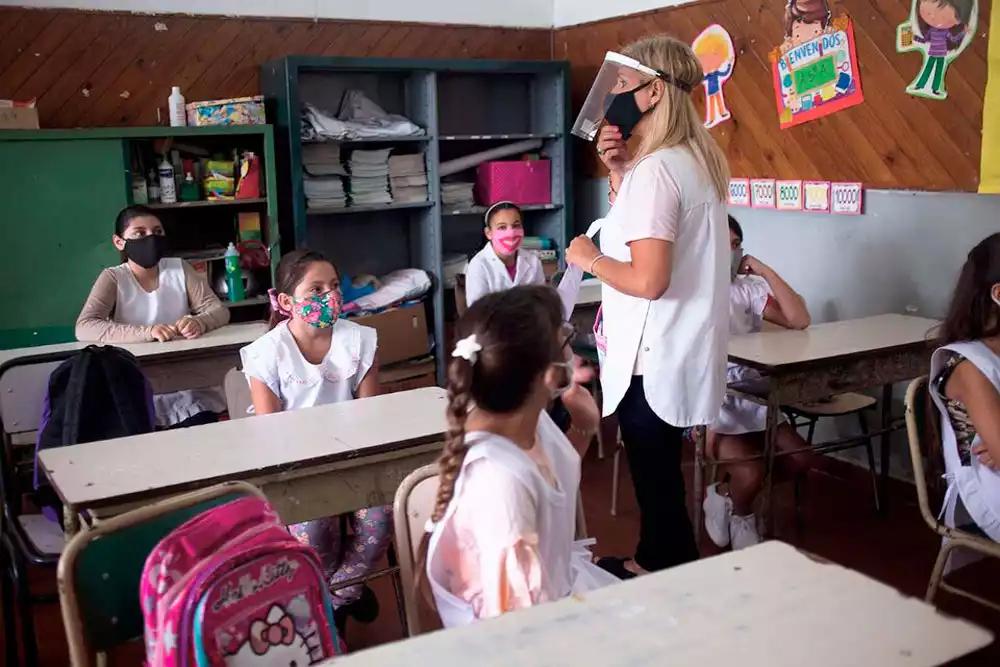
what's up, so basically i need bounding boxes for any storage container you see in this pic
[185,96,265,126]
[475,159,551,206]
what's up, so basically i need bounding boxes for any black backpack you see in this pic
[33,346,155,517]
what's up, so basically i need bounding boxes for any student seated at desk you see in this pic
[76,205,229,427]
[704,216,812,549]
[240,248,391,633]
[464,201,545,306]
[929,233,1000,541]
[423,286,616,628]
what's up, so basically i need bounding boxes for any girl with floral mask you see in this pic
[464,201,545,306]
[240,248,389,636]
[420,286,614,628]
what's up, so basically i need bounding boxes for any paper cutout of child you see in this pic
[692,24,736,129]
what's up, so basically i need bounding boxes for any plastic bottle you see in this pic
[180,172,199,201]
[168,86,186,127]
[224,242,245,302]
[147,169,161,203]
[158,156,177,204]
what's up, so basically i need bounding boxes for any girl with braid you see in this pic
[422,286,617,628]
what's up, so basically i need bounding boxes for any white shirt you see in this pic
[599,146,729,427]
[240,319,377,411]
[464,243,545,306]
[110,257,189,326]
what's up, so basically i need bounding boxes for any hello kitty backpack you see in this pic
[141,495,342,666]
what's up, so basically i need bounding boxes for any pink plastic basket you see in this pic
[475,160,551,206]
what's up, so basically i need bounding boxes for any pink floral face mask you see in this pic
[491,227,524,255]
[291,291,342,328]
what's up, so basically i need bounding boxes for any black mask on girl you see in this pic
[604,79,655,140]
[123,234,168,269]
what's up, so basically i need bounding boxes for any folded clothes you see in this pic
[303,100,425,141]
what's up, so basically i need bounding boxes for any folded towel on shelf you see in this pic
[303,99,425,141]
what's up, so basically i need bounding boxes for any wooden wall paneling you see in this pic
[553,0,990,191]
[0,8,552,128]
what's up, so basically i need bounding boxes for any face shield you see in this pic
[571,52,662,141]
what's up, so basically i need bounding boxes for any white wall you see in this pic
[552,0,691,27]
[2,0,555,27]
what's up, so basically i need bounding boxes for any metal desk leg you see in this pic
[693,425,706,544]
[758,390,781,537]
[878,383,893,514]
[63,504,80,539]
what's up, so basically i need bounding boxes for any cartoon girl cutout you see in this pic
[692,25,736,129]
[782,0,833,52]
[897,0,977,100]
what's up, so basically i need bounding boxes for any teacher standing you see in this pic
[566,34,730,577]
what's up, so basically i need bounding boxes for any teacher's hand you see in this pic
[566,235,601,270]
[596,125,630,177]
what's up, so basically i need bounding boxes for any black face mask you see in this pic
[123,234,168,269]
[604,79,655,140]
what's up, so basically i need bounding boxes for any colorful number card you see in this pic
[728,178,750,206]
[831,182,863,214]
[776,180,803,210]
[803,180,831,212]
[750,179,776,208]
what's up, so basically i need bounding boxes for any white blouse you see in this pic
[464,244,545,306]
[599,146,729,427]
[240,319,377,411]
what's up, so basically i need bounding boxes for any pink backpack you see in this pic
[140,496,342,666]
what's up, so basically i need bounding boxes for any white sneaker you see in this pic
[730,514,761,550]
[703,483,732,547]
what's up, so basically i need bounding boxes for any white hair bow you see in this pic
[452,334,482,365]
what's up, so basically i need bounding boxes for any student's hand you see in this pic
[596,125,630,177]
[175,316,204,340]
[973,443,997,470]
[739,254,768,276]
[566,235,601,270]
[562,383,600,440]
[150,324,178,342]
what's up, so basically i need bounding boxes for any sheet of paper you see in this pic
[558,218,604,321]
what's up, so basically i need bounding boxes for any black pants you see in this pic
[618,376,699,570]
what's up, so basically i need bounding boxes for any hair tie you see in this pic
[452,334,483,365]
[267,288,291,316]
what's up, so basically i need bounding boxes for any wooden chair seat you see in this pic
[786,392,877,417]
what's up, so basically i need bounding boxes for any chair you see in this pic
[393,464,591,637]
[0,353,73,666]
[58,481,265,667]
[223,367,252,420]
[904,377,1000,612]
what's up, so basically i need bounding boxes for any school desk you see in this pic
[321,540,991,666]
[0,323,268,438]
[39,387,447,537]
[697,314,939,534]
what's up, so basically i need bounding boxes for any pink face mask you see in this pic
[491,227,524,255]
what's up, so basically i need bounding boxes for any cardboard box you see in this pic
[0,107,39,129]
[354,303,430,366]
[379,357,437,394]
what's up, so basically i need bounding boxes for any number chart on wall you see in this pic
[770,12,864,129]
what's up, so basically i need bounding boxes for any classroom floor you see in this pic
[6,443,1000,665]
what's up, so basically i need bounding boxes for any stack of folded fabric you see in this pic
[440,181,475,209]
[302,144,347,209]
[348,148,392,207]
[388,154,428,204]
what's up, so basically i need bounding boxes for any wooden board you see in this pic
[554,0,991,192]
[0,8,552,128]
[727,313,939,371]
[39,386,447,509]
[325,541,992,666]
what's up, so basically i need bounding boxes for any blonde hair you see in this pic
[621,34,730,201]
[692,30,733,61]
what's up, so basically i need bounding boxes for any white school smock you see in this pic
[426,411,615,627]
[929,341,1000,541]
[464,243,545,306]
[599,146,729,426]
[713,276,778,434]
[109,257,190,327]
[240,318,377,411]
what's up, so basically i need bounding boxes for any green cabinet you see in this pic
[0,126,280,349]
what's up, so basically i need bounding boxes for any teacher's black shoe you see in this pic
[596,556,637,580]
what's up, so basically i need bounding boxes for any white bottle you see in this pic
[158,156,177,204]
[168,86,186,127]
